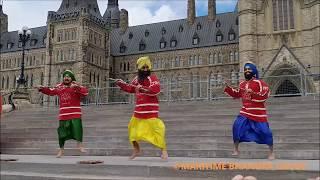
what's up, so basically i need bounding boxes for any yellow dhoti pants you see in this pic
[128,116,166,150]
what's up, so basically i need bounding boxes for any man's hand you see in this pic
[245,88,253,94]
[135,85,142,93]
[35,85,44,91]
[115,79,125,86]
[223,79,231,87]
[71,82,80,89]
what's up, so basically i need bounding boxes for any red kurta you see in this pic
[117,74,161,119]
[224,78,270,122]
[40,83,88,120]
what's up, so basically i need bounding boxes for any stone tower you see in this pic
[120,9,128,34]
[208,0,216,21]
[0,3,8,34]
[44,0,108,105]
[187,0,195,25]
[238,0,258,68]
[103,0,120,29]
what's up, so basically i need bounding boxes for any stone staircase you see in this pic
[1,96,320,179]
[1,96,319,160]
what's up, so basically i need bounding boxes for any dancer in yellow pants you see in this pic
[116,56,168,160]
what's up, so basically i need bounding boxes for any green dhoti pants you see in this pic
[57,118,83,148]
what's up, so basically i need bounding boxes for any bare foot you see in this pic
[268,152,275,160]
[56,150,64,158]
[232,150,240,156]
[129,149,141,160]
[161,150,168,160]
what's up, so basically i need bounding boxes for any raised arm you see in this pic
[71,83,89,97]
[224,85,242,99]
[38,86,58,96]
[116,78,136,94]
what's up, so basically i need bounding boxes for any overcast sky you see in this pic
[2,0,238,31]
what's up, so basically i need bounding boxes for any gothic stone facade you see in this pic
[238,0,320,94]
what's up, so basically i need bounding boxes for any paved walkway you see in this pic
[1,154,319,171]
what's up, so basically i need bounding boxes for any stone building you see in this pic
[0,0,319,105]
[238,0,320,95]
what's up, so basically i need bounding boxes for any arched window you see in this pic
[97,74,100,87]
[218,52,223,64]
[229,51,234,62]
[30,74,33,87]
[210,72,217,87]
[234,51,239,61]
[231,70,238,84]
[40,72,44,85]
[6,76,9,89]
[209,53,214,64]
[217,73,223,86]
[214,53,218,64]
[2,77,5,89]
[13,75,16,88]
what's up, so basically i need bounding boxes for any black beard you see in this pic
[244,73,254,80]
[63,81,72,86]
[138,70,151,81]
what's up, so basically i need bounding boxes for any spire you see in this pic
[56,0,102,18]
[103,0,121,29]
[0,0,3,14]
[0,0,8,33]
[108,0,118,7]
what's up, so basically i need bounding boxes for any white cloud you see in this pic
[2,0,237,31]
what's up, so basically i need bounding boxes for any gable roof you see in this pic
[110,12,239,56]
[0,26,47,53]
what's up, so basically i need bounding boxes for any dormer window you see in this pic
[129,32,133,39]
[236,17,239,25]
[170,40,177,47]
[216,30,223,42]
[161,27,166,35]
[18,41,22,48]
[120,45,126,53]
[216,20,221,28]
[7,43,13,49]
[216,35,223,42]
[120,41,126,53]
[160,42,166,49]
[145,30,149,37]
[139,40,146,51]
[228,33,235,41]
[228,28,236,41]
[179,25,183,32]
[192,33,199,45]
[196,23,202,30]
[160,37,166,49]
[30,39,38,46]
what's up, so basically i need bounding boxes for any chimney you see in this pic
[0,4,8,33]
[187,0,195,25]
[120,9,128,34]
[208,0,216,21]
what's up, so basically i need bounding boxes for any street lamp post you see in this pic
[17,26,31,89]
